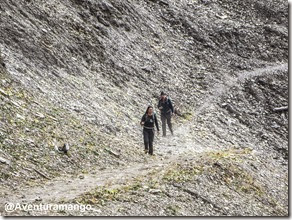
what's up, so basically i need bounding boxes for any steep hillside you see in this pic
[0,0,288,216]
[1,0,287,128]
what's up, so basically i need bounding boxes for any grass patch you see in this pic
[77,187,121,205]
[163,149,264,197]
[205,149,264,196]
[75,178,145,206]
[162,163,203,183]
[166,204,181,215]
[181,112,192,120]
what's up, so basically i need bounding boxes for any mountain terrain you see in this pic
[0,0,288,216]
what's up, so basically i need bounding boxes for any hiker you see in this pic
[140,106,159,155]
[157,91,174,136]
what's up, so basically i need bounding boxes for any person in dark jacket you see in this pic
[157,91,174,136]
[140,106,159,155]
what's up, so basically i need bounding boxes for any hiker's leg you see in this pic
[143,129,149,152]
[167,112,173,135]
[148,129,154,155]
[161,114,166,136]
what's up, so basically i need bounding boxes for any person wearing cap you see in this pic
[140,105,160,155]
[157,91,174,137]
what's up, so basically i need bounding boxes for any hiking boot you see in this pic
[144,149,148,154]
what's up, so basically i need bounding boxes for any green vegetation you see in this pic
[166,204,181,215]
[181,112,192,121]
[161,149,264,196]
[76,183,139,206]
[162,163,203,183]
[0,73,134,186]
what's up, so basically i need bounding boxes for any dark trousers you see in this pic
[143,128,155,155]
[161,112,173,136]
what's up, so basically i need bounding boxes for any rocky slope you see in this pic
[0,0,288,216]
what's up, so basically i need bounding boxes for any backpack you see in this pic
[145,113,155,122]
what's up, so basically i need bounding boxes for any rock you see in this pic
[149,189,162,194]
[35,196,42,202]
[91,208,101,213]
[215,14,228,19]
[0,156,11,165]
[0,88,8,96]
[16,114,25,120]
[79,175,85,179]
[10,100,21,107]
[104,148,120,158]
[57,143,70,154]
[49,151,56,155]
[35,112,45,118]
[141,66,153,73]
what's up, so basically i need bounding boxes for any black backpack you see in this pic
[145,113,155,122]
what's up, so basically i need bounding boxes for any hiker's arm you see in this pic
[169,99,174,113]
[154,114,159,131]
[158,100,163,110]
[140,115,145,126]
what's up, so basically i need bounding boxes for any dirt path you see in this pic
[0,63,287,211]
[1,159,170,204]
[0,111,209,207]
[196,63,287,115]
[0,122,198,206]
